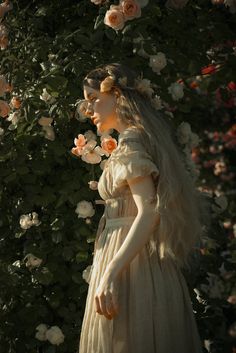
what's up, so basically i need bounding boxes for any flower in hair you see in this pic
[134,78,154,97]
[100,75,116,93]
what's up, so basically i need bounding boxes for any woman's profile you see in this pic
[77,62,204,353]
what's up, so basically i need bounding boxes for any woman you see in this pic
[77,63,204,353]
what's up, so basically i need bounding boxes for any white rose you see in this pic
[19,212,41,230]
[136,0,149,7]
[75,200,95,219]
[19,214,33,230]
[176,121,192,145]
[35,324,48,341]
[84,130,97,142]
[45,326,65,346]
[149,52,167,74]
[151,95,164,110]
[42,126,55,141]
[31,212,41,226]
[88,181,98,190]
[25,254,43,268]
[168,82,184,101]
[82,265,93,284]
[40,88,56,104]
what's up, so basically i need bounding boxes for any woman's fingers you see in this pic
[95,292,118,320]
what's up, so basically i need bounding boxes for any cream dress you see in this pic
[78,126,203,353]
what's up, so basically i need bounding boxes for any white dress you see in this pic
[78,126,203,353]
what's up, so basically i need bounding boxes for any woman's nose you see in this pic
[85,103,94,117]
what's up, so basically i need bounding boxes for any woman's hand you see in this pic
[95,270,120,320]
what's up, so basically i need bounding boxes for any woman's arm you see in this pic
[105,174,160,279]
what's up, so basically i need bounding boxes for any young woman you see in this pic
[77,63,204,353]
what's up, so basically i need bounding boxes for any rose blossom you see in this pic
[149,53,167,74]
[45,326,65,346]
[135,78,154,97]
[121,0,141,20]
[104,5,125,31]
[75,200,95,218]
[101,136,117,154]
[25,254,43,269]
[19,212,41,230]
[165,0,189,9]
[88,180,98,190]
[168,82,184,101]
[35,324,48,341]
[81,140,104,164]
[0,99,10,117]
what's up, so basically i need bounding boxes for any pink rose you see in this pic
[104,5,125,31]
[101,136,117,154]
[0,100,10,117]
[121,0,141,20]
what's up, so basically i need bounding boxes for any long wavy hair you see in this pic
[83,62,208,269]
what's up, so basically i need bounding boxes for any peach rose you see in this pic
[104,5,125,31]
[101,136,117,154]
[0,99,10,117]
[74,134,87,148]
[10,96,21,109]
[121,0,141,20]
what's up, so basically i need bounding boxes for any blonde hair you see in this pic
[83,63,208,269]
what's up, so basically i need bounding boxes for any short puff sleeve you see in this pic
[111,136,160,190]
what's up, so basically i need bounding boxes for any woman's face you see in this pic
[83,85,119,133]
